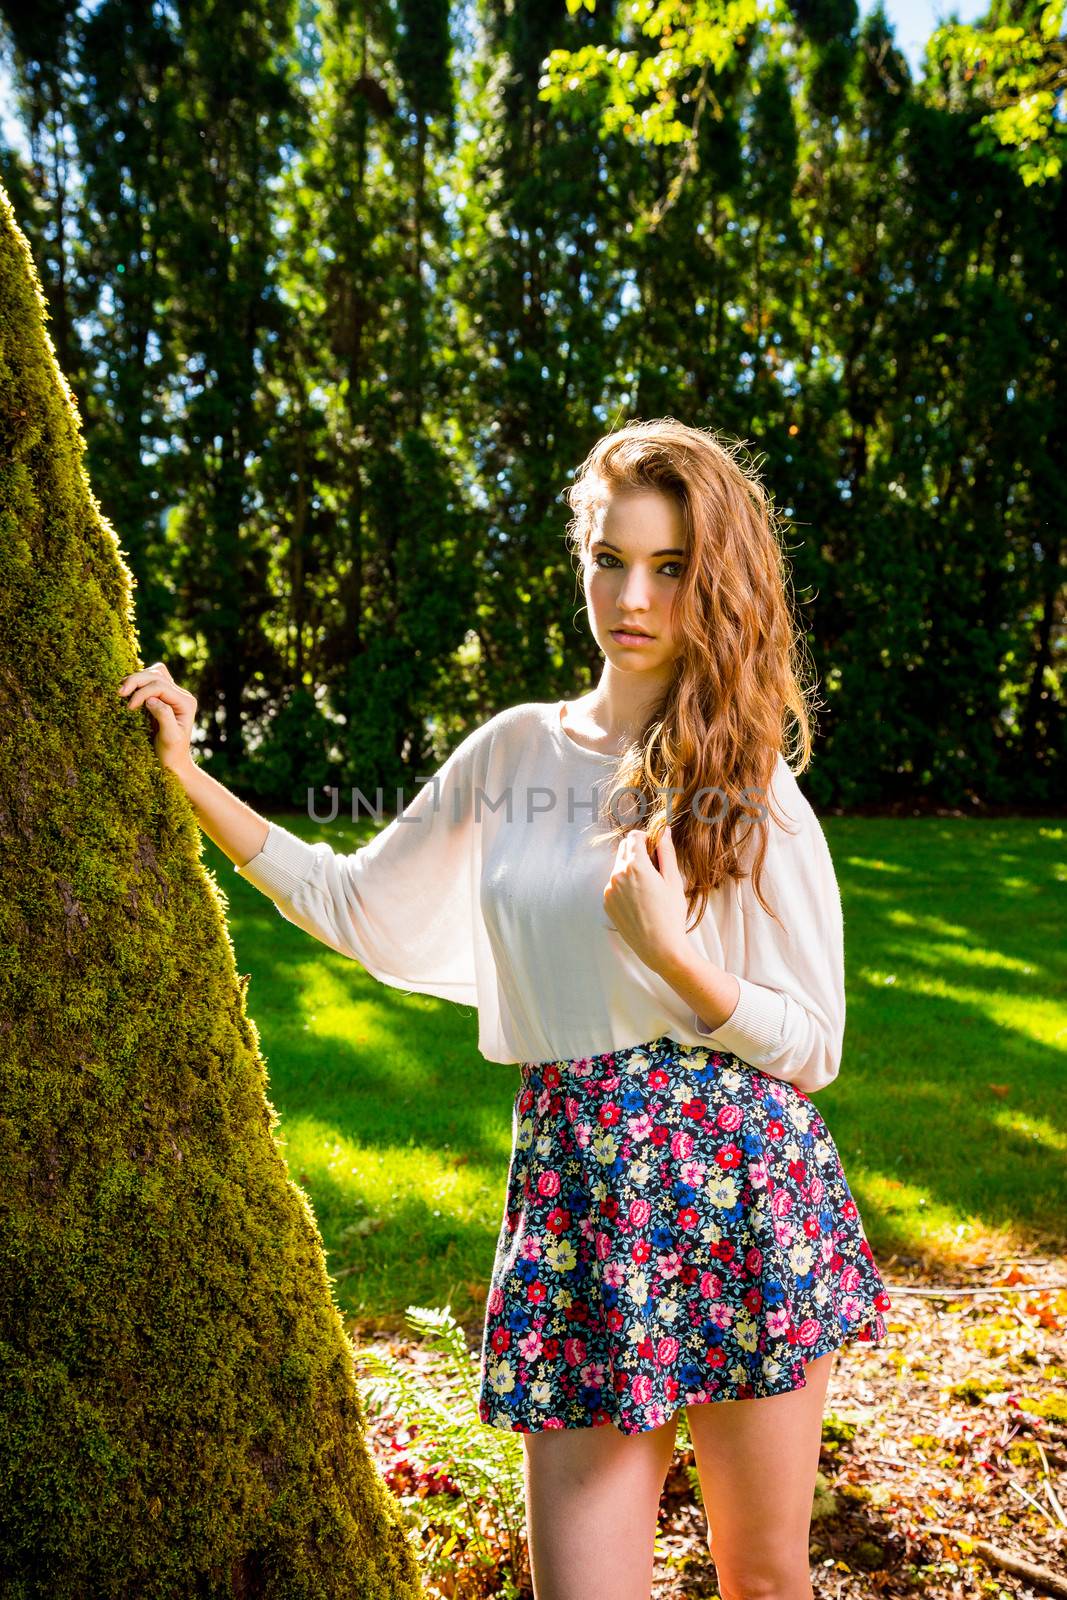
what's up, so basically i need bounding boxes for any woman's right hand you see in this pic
[117,661,198,774]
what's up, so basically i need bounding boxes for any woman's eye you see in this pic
[592,552,684,578]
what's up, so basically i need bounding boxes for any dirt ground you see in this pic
[353,1241,1067,1599]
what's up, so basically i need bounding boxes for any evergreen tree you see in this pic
[0,183,422,1600]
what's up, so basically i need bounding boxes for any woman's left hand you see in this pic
[603,823,689,974]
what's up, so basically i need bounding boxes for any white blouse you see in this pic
[234,700,846,1093]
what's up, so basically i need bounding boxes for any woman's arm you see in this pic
[174,762,269,868]
[117,662,269,868]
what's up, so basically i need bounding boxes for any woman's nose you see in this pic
[616,567,654,608]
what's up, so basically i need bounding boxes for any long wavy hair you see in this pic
[561,417,821,935]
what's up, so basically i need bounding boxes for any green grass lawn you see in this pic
[206,812,1067,1338]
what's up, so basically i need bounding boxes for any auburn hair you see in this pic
[561,417,821,935]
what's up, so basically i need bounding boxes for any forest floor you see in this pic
[353,1242,1067,1599]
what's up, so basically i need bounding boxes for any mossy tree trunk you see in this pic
[0,185,424,1599]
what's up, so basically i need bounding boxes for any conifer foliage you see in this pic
[0,184,423,1599]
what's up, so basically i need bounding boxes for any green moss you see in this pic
[0,185,423,1597]
[1022,1392,1067,1425]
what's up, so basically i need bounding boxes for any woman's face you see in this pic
[582,488,688,673]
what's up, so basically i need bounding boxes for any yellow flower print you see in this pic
[735,1317,758,1353]
[516,1118,533,1151]
[529,1380,553,1408]
[626,1270,649,1307]
[488,1358,515,1396]
[789,1241,815,1276]
[706,1174,740,1209]
[545,1238,577,1274]
[592,1131,618,1165]
[629,1159,652,1187]
[762,1356,784,1384]
[787,1102,811,1134]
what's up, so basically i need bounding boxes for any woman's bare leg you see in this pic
[521,1412,680,1600]
[686,1349,836,1600]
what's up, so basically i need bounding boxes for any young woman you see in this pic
[118,418,891,1600]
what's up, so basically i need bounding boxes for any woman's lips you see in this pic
[611,628,654,645]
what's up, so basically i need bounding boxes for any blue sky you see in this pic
[859,0,992,76]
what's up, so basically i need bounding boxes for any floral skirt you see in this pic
[477,1035,892,1435]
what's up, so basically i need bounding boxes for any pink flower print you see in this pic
[840,1295,864,1324]
[537,1169,561,1198]
[595,1230,612,1262]
[839,1264,863,1293]
[577,1214,596,1242]
[628,1197,652,1228]
[680,1160,706,1187]
[544,1417,565,1428]
[772,1219,795,1248]
[669,1129,694,1160]
[644,1401,668,1429]
[699,1270,722,1300]
[565,1095,580,1122]
[716,1103,744,1133]
[809,1175,825,1205]
[709,1301,734,1330]
[747,1157,770,1188]
[796,1318,822,1347]
[488,1285,505,1314]
[580,1360,607,1388]
[602,1261,625,1288]
[766,1306,791,1337]
[519,1234,541,1261]
[631,1373,654,1404]
[627,1111,655,1141]
[574,1123,593,1149]
[656,1336,679,1366]
[769,1187,795,1220]
[563,1337,587,1367]
[519,1329,543,1360]
[656,1250,683,1280]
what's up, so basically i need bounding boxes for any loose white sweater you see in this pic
[235,700,846,1093]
